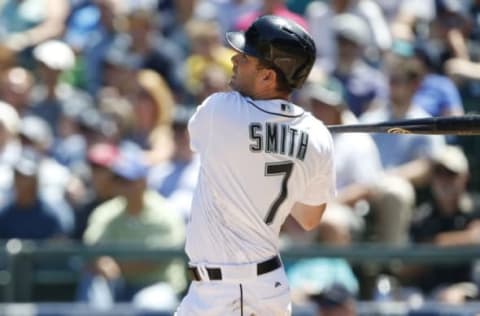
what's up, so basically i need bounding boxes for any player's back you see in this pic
[186,91,335,264]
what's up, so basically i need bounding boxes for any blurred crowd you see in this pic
[0,0,479,314]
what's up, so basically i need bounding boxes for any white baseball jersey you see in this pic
[186,91,336,265]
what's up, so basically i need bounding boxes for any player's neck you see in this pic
[250,89,290,101]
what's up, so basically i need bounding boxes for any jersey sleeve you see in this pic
[188,94,216,153]
[300,131,337,206]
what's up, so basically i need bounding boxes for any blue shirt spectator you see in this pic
[0,154,65,239]
[330,13,389,117]
[334,61,389,117]
[0,198,63,239]
[412,74,463,117]
[361,105,445,168]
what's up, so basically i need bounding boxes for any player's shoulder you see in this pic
[201,91,245,107]
[301,112,334,151]
[302,111,331,136]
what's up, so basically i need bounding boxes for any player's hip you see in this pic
[176,267,291,316]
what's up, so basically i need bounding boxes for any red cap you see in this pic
[87,143,119,168]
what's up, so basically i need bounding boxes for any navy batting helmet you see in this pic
[226,15,316,89]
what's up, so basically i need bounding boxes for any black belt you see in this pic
[188,255,282,281]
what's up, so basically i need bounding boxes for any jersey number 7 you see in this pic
[264,161,294,224]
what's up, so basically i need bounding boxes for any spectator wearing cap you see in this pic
[330,13,389,117]
[148,105,200,222]
[28,40,91,137]
[71,142,119,240]
[0,154,65,240]
[400,145,480,303]
[17,116,76,235]
[305,0,391,71]
[79,147,186,306]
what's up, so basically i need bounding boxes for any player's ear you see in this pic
[261,68,276,85]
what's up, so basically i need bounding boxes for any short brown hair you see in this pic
[388,57,425,83]
[256,59,292,94]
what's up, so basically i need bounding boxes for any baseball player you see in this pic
[175,15,336,316]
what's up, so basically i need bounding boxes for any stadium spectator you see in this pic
[411,47,464,118]
[0,0,70,68]
[0,101,21,207]
[234,0,308,31]
[0,153,66,240]
[52,94,98,171]
[183,19,234,98]
[309,283,357,316]
[0,67,35,116]
[127,69,176,164]
[29,40,90,137]
[193,64,230,104]
[401,145,480,302]
[301,70,414,245]
[148,105,200,222]
[360,56,446,188]
[330,13,389,117]
[103,7,186,99]
[0,101,20,168]
[80,0,124,97]
[193,0,260,34]
[305,0,391,69]
[72,142,119,240]
[78,147,186,306]
[17,116,76,235]
[97,94,136,146]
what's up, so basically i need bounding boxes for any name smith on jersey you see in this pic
[249,122,308,161]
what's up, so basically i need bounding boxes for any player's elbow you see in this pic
[299,219,321,231]
[291,202,327,231]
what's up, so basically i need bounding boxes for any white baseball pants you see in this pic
[175,267,291,316]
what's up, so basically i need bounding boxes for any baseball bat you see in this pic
[327,115,480,135]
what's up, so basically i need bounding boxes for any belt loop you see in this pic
[197,265,210,281]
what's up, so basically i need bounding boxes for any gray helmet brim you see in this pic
[226,32,246,53]
[226,31,260,58]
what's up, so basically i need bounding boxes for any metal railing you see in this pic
[0,240,480,315]
[1,239,480,302]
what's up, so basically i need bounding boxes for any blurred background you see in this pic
[0,0,479,315]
